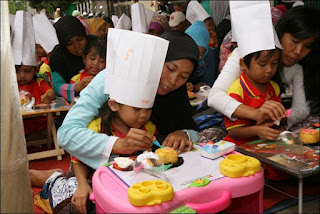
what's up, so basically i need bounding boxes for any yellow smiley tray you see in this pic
[128,180,174,206]
[219,154,261,178]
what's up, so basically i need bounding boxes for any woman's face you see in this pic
[157,59,194,95]
[280,33,315,67]
[66,36,88,56]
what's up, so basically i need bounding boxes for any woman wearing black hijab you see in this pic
[49,16,92,102]
[57,30,199,170]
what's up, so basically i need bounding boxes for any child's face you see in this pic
[242,50,281,85]
[106,23,113,35]
[198,46,206,60]
[204,19,215,32]
[96,23,107,39]
[66,36,88,56]
[36,44,47,58]
[83,48,106,76]
[16,65,36,85]
[111,100,152,129]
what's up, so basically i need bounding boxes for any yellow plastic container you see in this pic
[219,154,261,178]
[128,180,174,206]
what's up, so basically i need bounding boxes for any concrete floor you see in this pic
[276,198,319,213]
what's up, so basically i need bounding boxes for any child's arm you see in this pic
[228,122,281,141]
[71,162,92,213]
[41,89,55,104]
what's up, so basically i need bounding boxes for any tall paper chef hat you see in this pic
[33,12,59,54]
[230,1,282,58]
[104,29,169,108]
[131,2,149,33]
[11,11,37,66]
[115,13,131,30]
[186,0,210,24]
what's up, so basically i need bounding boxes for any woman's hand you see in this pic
[71,182,92,213]
[112,128,154,155]
[162,130,193,154]
[255,100,286,123]
[256,122,281,141]
[74,76,94,93]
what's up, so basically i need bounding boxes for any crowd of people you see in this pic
[10,0,319,213]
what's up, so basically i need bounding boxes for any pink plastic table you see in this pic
[90,152,265,213]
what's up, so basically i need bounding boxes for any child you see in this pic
[12,11,56,136]
[36,44,47,63]
[204,17,218,48]
[71,96,158,212]
[70,36,106,84]
[33,12,59,87]
[16,65,55,105]
[223,49,283,145]
[185,21,216,92]
[224,1,284,145]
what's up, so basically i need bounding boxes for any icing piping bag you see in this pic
[153,139,162,148]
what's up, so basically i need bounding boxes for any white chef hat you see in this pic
[131,2,149,33]
[115,13,131,30]
[145,7,156,27]
[186,0,210,24]
[11,11,37,66]
[111,15,119,27]
[9,14,15,31]
[104,29,169,108]
[230,1,282,58]
[33,13,59,54]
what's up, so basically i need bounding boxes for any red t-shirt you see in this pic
[18,78,53,104]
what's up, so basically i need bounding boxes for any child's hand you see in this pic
[71,182,92,213]
[186,82,194,92]
[41,94,51,104]
[162,130,193,154]
[257,122,281,141]
[75,76,94,93]
[113,128,153,154]
[41,90,55,104]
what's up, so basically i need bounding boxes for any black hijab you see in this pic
[49,16,87,82]
[151,31,199,140]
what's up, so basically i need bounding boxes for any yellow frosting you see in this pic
[300,129,319,144]
[155,147,178,164]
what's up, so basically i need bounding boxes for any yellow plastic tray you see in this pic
[219,154,261,177]
[128,180,174,206]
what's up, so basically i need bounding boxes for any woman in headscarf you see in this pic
[149,14,170,36]
[185,20,216,92]
[56,30,199,170]
[49,16,91,103]
[87,17,108,40]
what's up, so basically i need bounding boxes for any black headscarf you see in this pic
[49,16,87,82]
[151,31,199,140]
